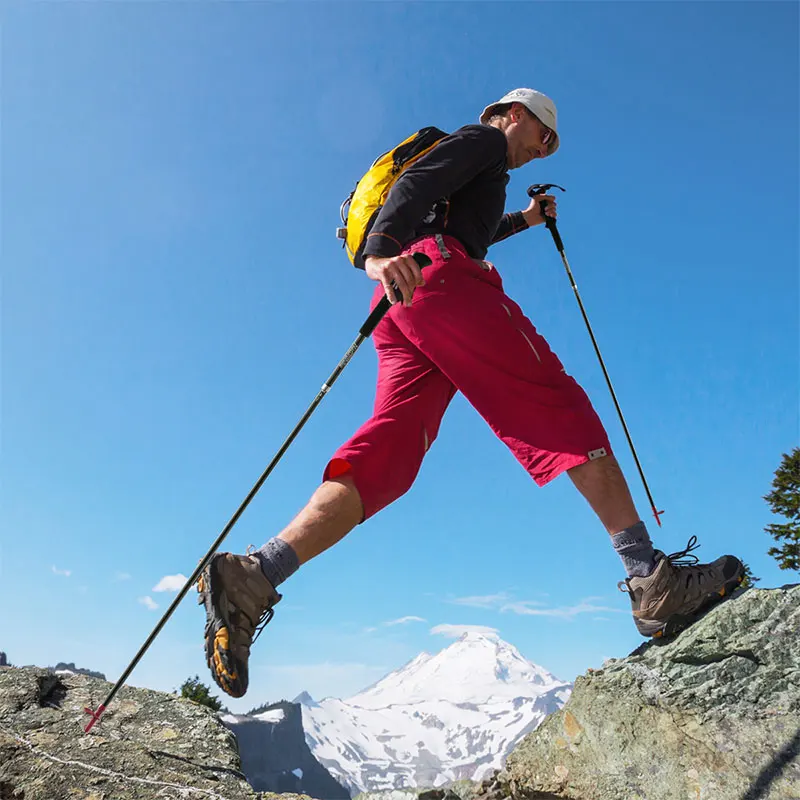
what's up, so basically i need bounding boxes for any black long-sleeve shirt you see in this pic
[362,124,529,262]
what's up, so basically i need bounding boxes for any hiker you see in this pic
[198,88,744,698]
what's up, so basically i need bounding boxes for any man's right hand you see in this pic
[365,254,426,308]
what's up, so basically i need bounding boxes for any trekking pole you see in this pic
[527,183,664,528]
[83,253,432,733]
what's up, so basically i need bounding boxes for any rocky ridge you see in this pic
[2,585,797,800]
[495,584,800,800]
[0,666,309,800]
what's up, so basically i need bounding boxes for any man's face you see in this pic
[505,104,554,169]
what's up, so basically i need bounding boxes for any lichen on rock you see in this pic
[499,585,800,800]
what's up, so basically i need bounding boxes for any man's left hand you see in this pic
[522,194,557,227]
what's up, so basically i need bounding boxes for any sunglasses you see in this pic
[515,106,555,149]
[535,117,554,146]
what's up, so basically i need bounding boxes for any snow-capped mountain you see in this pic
[299,632,572,796]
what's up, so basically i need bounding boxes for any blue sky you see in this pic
[3,2,797,714]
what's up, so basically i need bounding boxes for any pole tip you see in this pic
[83,704,106,733]
[652,507,665,527]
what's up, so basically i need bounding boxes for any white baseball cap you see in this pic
[480,88,559,155]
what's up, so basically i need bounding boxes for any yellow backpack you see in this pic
[336,126,449,269]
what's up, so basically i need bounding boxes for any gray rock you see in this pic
[501,585,800,800]
[354,791,421,800]
[0,665,319,800]
[354,773,561,800]
[354,781,481,800]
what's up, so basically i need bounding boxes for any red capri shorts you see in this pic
[324,235,612,520]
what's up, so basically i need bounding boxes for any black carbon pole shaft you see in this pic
[84,253,431,732]
[527,184,664,527]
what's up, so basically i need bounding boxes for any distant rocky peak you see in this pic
[293,690,319,707]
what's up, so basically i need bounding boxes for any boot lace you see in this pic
[617,535,701,593]
[665,535,701,567]
[253,608,275,644]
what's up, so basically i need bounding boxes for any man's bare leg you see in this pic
[567,454,641,535]
[277,476,364,565]
[568,454,658,578]
[199,477,364,699]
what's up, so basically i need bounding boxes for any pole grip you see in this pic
[539,200,565,253]
[527,184,566,255]
[360,296,391,338]
[359,253,432,337]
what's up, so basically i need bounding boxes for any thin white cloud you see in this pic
[501,597,624,619]
[430,624,499,639]
[363,616,426,634]
[449,593,511,609]
[152,574,188,592]
[384,616,427,627]
[115,572,132,582]
[52,566,71,577]
[138,596,158,611]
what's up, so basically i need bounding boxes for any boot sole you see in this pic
[197,557,247,698]
[636,569,746,639]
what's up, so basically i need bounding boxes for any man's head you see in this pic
[480,88,559,169]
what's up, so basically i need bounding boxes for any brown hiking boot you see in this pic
[618,535,744,639]
[197,550,281,698]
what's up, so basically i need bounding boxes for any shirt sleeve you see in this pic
[362,125,508,259]
[491,211,529,244]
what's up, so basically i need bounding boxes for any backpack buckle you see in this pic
[434,233,451,260]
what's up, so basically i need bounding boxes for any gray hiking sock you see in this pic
[611,521,657,578]
[255,537,299,588]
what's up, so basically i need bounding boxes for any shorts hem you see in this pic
[323,458,368,524]
[533,449,612,487]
